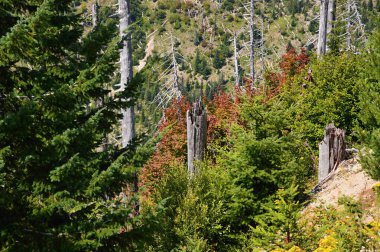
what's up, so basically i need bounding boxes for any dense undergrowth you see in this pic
[0,0,379,251]
[134,27,380,251]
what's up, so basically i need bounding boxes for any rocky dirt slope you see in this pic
[308,156,379,221]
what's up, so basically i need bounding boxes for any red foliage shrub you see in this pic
[139,90,240,199]
[265,47,309,100]
[139,98,190,198]
[279,47,309,77]
[206,90,239,144]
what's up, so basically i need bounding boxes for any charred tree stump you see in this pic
[187,100,207,175]
[318,123,347,182]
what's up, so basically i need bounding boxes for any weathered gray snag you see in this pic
[92,1,99,29]
[119,0,135,148]
[187,100,207,175]
[260,11,265,70]
[326,0,335,51]
[346,0,351,50]
[171,34,179,91]
[233,32,240,87]
[249,0,255,82]
[317,0,329,57]
[327,0,335,34]
[318,123,347,182]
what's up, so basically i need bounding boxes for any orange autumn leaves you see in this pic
[139,47,309,200]
[139,91,239,199]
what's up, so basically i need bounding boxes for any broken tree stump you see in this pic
[187,99,207,175]
[318,123,347,182]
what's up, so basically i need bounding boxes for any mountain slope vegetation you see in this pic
[0,0,379,251]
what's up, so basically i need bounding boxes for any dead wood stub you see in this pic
[318,123,347,182]
[187,100,207,175]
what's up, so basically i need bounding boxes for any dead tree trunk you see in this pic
[187,100,207,175]
[327,0,335,34]
[233,32,240,87]
[260,14,265,68]
[119,0,135,148]
[92,0,99,29]
[346,0,351,50]
[326,0,336,51]
[171,34,179,92]
[318,123,347,182]
[317,0,329,57]
[249,0,255,82]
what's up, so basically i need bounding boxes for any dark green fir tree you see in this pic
[0,0,153,250]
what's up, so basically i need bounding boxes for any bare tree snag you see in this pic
[187,100,207,175]
[153,34,182,109]
[249,0,255,83]
[233,32,240,87]
[92,0,99,29]
[119,0,135,148]
[327,0,336,34]
[318,123,347,182]
[326,0,335,51]
[260,12,265,69]
[171,34,179,91]
[346,0,351,50]
[317,0,329,57]
[343,0,366,51]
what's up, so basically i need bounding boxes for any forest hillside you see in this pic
[0,0,380,251]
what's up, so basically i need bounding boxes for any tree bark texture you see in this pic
[318,123,347,182]
[187,100,207,175]
[317,0,329,57]
[119,0,135,148]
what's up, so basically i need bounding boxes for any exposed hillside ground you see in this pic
[136,34,155,72]
[307,156,379,221]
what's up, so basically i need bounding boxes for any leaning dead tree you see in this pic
[318,123,347,182]
[317,0,329,57]
[187,100,207,175]
[119,0,135,148]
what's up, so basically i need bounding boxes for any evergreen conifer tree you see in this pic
[0,1,144,250]
[250,185,303,249]
[359,25,380,180]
